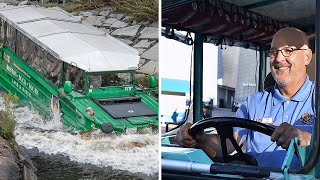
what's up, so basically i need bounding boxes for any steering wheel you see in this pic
[188,117,275,166]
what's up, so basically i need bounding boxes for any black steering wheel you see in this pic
[188,117,275,166]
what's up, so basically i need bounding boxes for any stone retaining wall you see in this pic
[76,7,159,75]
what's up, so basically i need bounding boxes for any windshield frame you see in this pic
[85,70,135,95]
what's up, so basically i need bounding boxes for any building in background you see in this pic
[160,33,218,123]
[160,32,272,122]
[216,46,268,109]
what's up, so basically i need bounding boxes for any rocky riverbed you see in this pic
[0,118,37,180]
[0,136,21,180]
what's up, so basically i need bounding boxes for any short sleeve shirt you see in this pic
[235,76,315,168]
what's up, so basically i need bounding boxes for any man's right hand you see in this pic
[176,122,198,147]
[175,122,239,159]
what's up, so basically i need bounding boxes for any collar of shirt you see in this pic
[272,75,313,106]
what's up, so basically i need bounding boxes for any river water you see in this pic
[0,97,159,180]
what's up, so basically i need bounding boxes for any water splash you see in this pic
[2,98,159,176]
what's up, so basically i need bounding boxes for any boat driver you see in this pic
[176,27,315,169]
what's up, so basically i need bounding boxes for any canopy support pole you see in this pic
[258,47,267,91]
[295,0,320,174]
[193,33,203,123]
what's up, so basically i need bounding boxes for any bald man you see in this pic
[176,27,314,168]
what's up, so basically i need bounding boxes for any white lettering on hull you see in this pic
[6,64,39,96]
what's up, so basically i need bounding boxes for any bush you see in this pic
[0,109,15,139]
[3,92,19,108]
[0,92,18,140]
[3,92,11,107]
[110,0,158,22]
[41,0,158,22]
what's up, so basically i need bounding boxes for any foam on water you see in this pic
[0,98,159,175]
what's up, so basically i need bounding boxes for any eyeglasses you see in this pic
[268,48,308,58]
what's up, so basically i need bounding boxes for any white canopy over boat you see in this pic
[0,6,139,72]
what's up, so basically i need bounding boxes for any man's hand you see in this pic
[175,122,198,147]
[271,122,311,149]
[175,122,241,159]
[175,122,218,158]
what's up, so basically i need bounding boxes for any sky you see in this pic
[159,32,218,121]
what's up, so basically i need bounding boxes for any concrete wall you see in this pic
[219,46,239,88]
[235,48,259,104]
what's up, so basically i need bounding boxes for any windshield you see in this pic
[160,36,269,133]
[64,64,86,93]
[89,72,132,88]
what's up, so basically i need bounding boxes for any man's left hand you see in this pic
[271,122,311,149]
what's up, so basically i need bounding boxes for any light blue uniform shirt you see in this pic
[235,75,315,168]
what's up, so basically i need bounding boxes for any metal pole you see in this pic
[258,47,267,91]
[295,0,320,174]
[193,33,203,122]
[162,159,211,173]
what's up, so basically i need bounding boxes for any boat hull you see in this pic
[0,48,158,133]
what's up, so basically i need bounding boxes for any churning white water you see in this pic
[0,97,159,176]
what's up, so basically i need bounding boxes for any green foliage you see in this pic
[62,0,110,13]
[9,139,18,151]
[3,92,11,107]
[44,0,158,22]
[0,92,18,140]
[135,74,158,88]
[110,0,158,22]
[0,109,15,139]
[3,92,19,107]
[135,74,150,88]
[42,2,59,8]
[12,94,19,106]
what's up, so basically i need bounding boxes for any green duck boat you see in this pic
[0,6,158,134]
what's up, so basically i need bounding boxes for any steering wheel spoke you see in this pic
[188,117,275,166]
